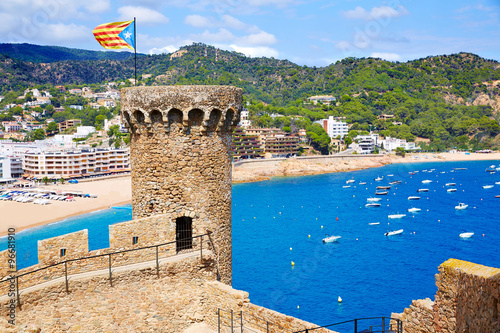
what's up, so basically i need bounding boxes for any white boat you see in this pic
[365,203,381,207]
[445,183,456,186]
[408,196,420,200]
[455,203,468,210]
[385,229,403,236]
[342,185,351,188]
[447,188,457,192]
[495,182,500,185]
[482,185,494,189]
[374,176,383,181]
[369,222,380,225]
[387,174,394,177]
[422,180,432,184]
[388,214,406,219]
[367,197,382,202]
[322,235,341,243]
[408,207,421,213]
[459,232,474,238]
[346,179,355,184]
[417,189,429,192]
[359,182,367,185]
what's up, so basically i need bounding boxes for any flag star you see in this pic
[124,31,132,40]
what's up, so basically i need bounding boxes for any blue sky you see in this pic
[1,0,499,66]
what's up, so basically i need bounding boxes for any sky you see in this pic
[1,0,499,66]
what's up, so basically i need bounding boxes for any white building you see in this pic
[355,134,379,154]
[238,109,252,128]
[0,155,23,182]
[378,137,418,152]
[316,116,348,139]
[307,95,336,105]
[74,126,96,138]
[23,148,130,179]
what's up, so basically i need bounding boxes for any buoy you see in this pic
[308,235,311,238]
[290,247,292,251]
[273,217,275,219]
[336,217,339,221]
[316,218,318,220]
[356,238,358,241]
[254,217,256,219]
[114,212,116,214]
[483,234,485,237]
[297,305,299,309]
[291,261,295,266]
[279,212,281,214]
[321,226,323,229]
[353,195,355,198]
[338,296,342,303]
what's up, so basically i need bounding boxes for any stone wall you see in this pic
[204,281,336,333]
[398,259,500,333]
[38,230,88,266]
[121,86,242,286]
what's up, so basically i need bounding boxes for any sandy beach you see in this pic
[0,177,132,237]
[1,151,499,237]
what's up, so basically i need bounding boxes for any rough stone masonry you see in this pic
[121,85,242,285]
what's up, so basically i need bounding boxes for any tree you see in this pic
[47,122,58,133]
[31,128,46,141]
[59,177,65,184]
[395,147,406,157]
[42,176,50,185]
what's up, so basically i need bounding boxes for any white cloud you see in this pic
[221,15,247,30]
[238,31,277,46]
[229,45,279,58]
[84,0,110,14]
[335,41,351,50]
[370,52,401,61]
[117,6,169,25]
[196,28,236,43]
[184,15,214,28]
[44,23,89,42]
[343,5,408,20]
[149,45,179,54]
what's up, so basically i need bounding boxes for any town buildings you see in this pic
[317,116,349,139]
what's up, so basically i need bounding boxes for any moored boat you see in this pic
[455,203,468,210]
[389,180,402,185]
[342,185,351,188]
[365,203,381,207]
[385,229,403,236]
[459,232,474,238]
[447,188,457,192]
[374,176,383,181]
[367,197,382,202]
[376,186,391,190]
[388,213,406,219]
[417,188,429,192]
[408,207,421,213]
[422,180,432,184]
[323,235,341,243]
[408,196,420,200]
[369,222,380,225]
[346,179,355,184]
[482,185,494,189]
[359,182,367,185]
[375,191,388,195]
[445,183,456,186]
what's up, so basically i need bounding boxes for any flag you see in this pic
[93,20,135,50]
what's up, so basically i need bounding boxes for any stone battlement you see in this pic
[121,85,242,135]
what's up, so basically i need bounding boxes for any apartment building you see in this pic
[317,116,349,139]
[262,134,300,158]
[2,122,21,132]
[58,119,82,132]
[232,128,263,160]
[23,148,130,178]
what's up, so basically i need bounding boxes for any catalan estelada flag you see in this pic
[92,20,135,50]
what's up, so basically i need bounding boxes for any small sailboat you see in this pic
[385,229,403,236]
[459,232,474,238]
[455,203,468,210]
[322,235,341,243]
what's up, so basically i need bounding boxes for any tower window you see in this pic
[132,236,138,245]
[60,248,66,257]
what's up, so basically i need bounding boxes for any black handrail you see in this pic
[293,316,402,333]
[2,232,213,308]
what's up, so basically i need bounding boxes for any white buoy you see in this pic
[291,261,295,266]
[290,247,292,251]
[338,296,342,303]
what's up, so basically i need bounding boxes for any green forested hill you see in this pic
[1,43,500,151]
[0,43,140,63]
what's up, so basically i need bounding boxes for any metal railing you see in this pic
[293,317,402,333]
[218,309,294,333]
[218,310,402,333]
[1,232,214,308]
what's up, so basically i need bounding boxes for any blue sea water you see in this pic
[1,160,499,327]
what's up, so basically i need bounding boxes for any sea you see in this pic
[1,160,499,327]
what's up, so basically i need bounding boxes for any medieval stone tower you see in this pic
[121,86,242,285]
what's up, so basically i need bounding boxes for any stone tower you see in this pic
[121,86,242,285]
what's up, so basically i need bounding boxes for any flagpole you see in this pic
[134,17,137,86]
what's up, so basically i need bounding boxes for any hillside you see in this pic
[0,43,142,63]
[1,43,500,151]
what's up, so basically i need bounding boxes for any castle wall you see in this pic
[121,86,242,285]
[399,259,500,333]
[38,230,89,266]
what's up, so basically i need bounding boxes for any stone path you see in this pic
[0,250,211,303]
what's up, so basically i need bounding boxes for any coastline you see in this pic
[2,152,499,237]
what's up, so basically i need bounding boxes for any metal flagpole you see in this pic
[134,17,137,86]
